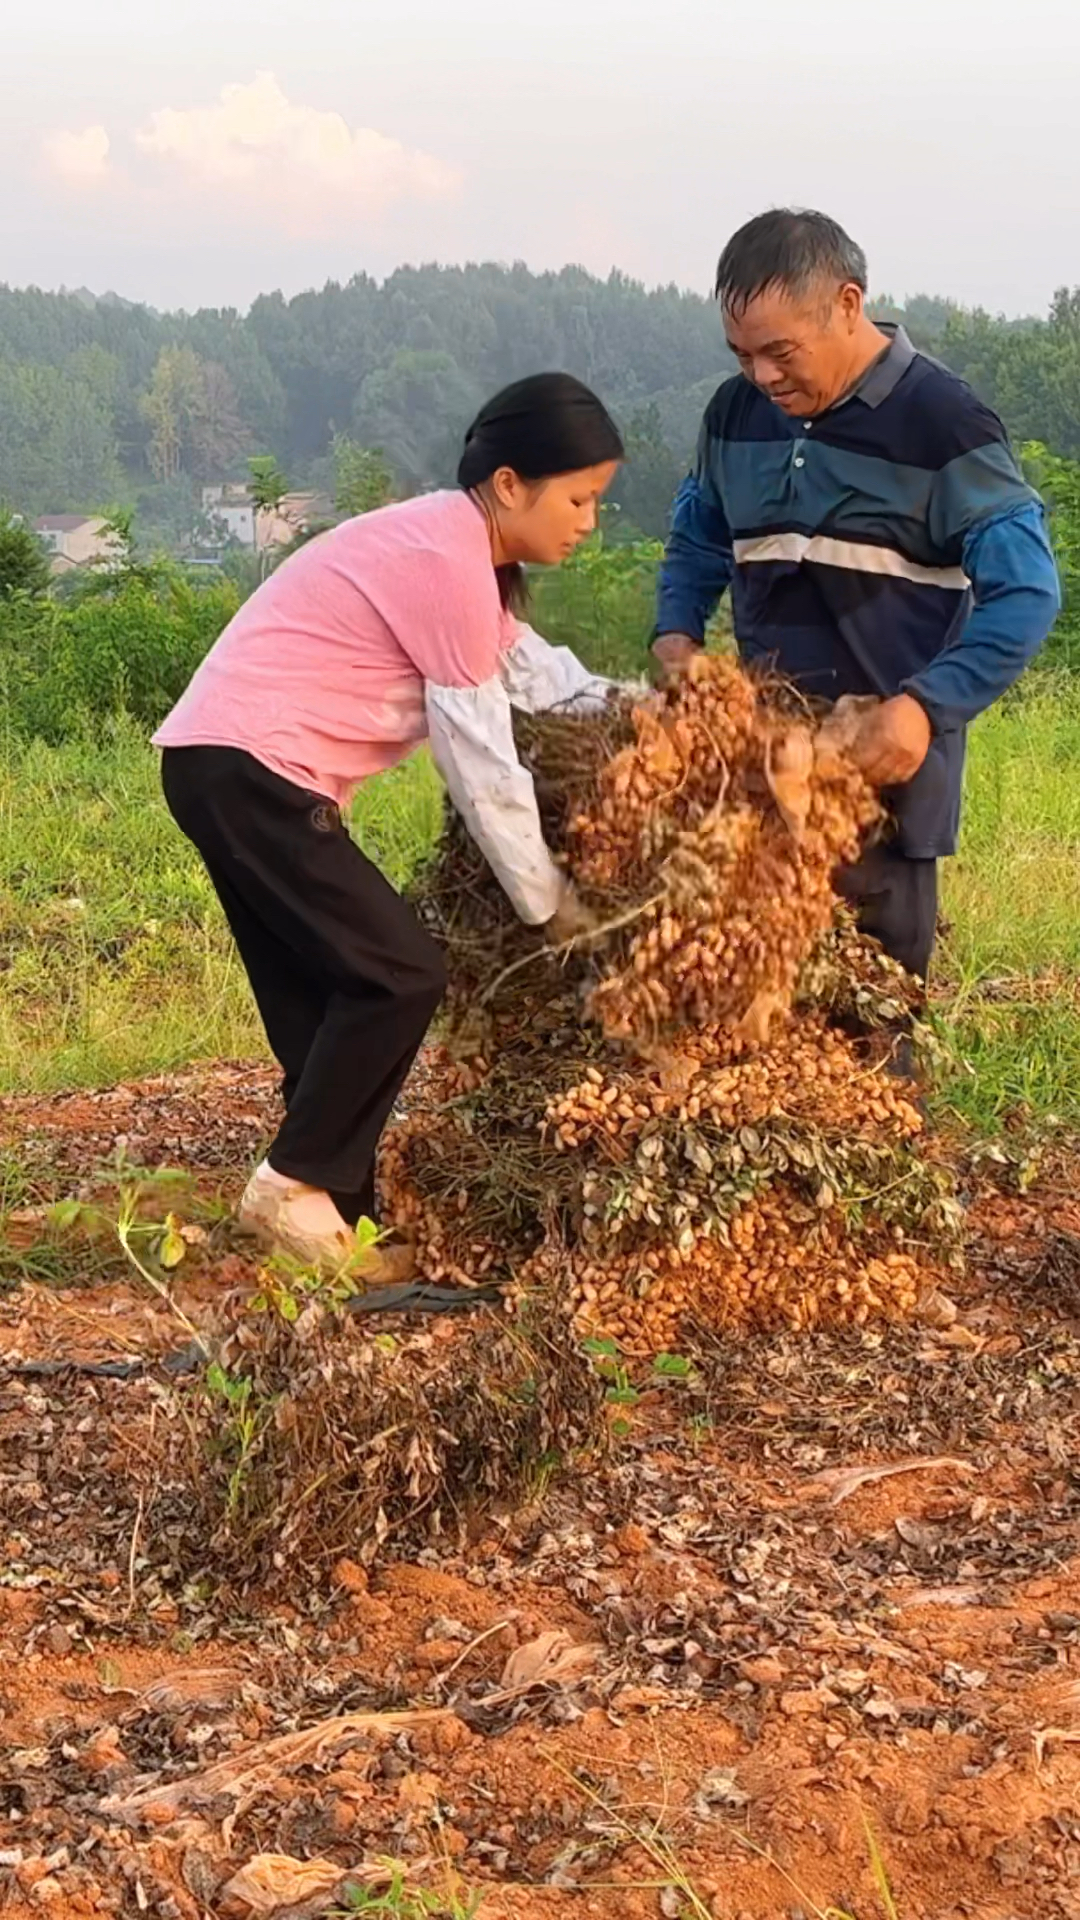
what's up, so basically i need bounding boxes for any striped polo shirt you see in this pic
[657,327,1059,857]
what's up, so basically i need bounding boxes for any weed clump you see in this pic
[175,1272,603,1586]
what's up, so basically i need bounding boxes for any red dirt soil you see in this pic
[3,1062,1080,1918]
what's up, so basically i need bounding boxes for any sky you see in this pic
[5,0,1080,317]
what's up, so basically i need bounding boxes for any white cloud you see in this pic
[134,73,459,213]
[43,125,111,189]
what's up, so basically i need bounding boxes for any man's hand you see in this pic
[848,693,932,787]
[544,882,599,947]
[651,633,699,684]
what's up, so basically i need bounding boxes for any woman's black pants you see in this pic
[161,746,446,1226]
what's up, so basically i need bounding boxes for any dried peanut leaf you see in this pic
[219,1853,344,1915]
[139,1667,244,1714]
[497,1629,602,1695]
[894,1516,942,1553]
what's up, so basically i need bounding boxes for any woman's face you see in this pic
[491,461,620,566]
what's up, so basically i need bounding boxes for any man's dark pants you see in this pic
[837,840,938,984]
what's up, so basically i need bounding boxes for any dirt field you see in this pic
[3,1061,1080,1920]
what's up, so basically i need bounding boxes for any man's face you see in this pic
[723,281,863,418]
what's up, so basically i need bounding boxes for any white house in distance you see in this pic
[201,484,333,554]
[201,484,256,548]
[33,514,121,576]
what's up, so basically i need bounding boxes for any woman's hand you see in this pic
[651,634,699,685]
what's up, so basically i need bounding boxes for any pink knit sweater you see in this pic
[154,488,617,923]
[154,489,516,804]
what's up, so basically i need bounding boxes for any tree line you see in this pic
[4,265,1080,543]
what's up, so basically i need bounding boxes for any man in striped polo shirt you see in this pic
[655,208,1060,995]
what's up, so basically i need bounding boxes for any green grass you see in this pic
[0,677,1077,1137]
[934,672,1080,1130]
[942,675,1080,974]
[0,719,441,1092]
[331,1872,482,1918]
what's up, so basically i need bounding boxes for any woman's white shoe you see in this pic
[237,1161,356,1272]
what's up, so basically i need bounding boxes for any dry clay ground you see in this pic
[3,1063,1080,1920]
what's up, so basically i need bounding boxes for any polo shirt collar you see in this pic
[849,323,916,408]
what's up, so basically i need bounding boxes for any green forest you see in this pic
[4,264,1080,545]
[2,261,1079,744]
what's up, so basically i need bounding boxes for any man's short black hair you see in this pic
[715,209,868,316]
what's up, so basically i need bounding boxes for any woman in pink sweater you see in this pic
[155,372,624,1274]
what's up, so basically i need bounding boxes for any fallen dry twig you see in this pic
[103,1707,452,1823]
[804,1456,974,1506]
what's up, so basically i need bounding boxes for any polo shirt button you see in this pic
[794,456,805,468]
